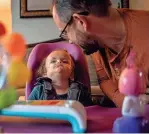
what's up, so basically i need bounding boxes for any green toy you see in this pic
[0,88,17,109]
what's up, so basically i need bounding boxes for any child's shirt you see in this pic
[28,77,93,106]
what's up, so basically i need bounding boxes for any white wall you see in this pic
[130,0,149,10]
[11,0,59,44]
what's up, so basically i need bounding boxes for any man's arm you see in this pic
[99,79,124,107]
[91,52,124,108]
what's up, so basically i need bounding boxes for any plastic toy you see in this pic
[0,100,87,133]
[0,22,31,108]
[113,50,149,133]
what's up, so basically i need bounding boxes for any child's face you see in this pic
[45,50,73,80]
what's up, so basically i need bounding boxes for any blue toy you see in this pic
[0,100,87,133]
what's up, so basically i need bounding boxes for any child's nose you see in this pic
[57,60,62,64]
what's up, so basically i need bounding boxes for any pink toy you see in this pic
[113,50,149,133]
[119,51,146,96]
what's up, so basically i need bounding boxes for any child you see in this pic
[28,49,93,106]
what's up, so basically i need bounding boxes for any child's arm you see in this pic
[68,82,93,106]
[79,85,93,106]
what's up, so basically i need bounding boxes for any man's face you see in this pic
[53,6,99,55]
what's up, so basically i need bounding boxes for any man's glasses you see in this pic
[59,11,89,39]
[59,17,73,39]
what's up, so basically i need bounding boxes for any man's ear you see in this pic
[72,13,88,31]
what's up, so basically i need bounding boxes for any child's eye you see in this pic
[50,60,56,63]
[62,60,68,63]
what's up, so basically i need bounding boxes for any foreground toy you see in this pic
[0,100,87,133]
[113,50,149,133]
[0,22,31,133]
[0,22,31,108]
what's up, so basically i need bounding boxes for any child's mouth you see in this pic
[56,64,63,68]
[55,65,64,72]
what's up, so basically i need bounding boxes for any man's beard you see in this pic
[75,38,100,55]
[73,30,101,55]
[80,40,100,55]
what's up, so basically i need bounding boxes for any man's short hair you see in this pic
[53,0,112,23]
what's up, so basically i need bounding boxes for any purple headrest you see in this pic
[26,42,91,99]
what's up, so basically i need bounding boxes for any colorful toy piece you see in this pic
[0,100,87,133]
[0,23,6,37]
[113,50,149,133]
[0,22,31,108]
[0,87,16,109]
[7,60,31,88]
[1,33,26,60]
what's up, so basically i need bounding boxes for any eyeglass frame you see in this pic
[59,11,89,39]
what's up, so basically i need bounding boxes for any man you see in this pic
[52,0,149,107]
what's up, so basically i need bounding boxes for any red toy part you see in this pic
[0,22,6,37]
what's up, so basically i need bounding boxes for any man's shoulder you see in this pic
[118,8,149,17]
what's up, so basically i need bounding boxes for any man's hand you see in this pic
[139,94,149,104]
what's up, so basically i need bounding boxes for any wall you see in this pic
[0,0,11,33]
[11,0,149,44]
[130,0,149,10]
[11,0,59,44]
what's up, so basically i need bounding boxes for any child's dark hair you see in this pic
[36,57,47,77]
[36,49,75,78]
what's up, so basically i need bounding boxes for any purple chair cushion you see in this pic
[26,42,90,99]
